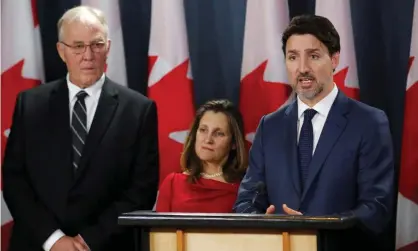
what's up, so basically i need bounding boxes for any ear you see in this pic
[56,42,66,63]
[331,52,340,71]
[106,39,111,57]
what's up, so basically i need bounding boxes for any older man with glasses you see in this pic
[2,5,159,251]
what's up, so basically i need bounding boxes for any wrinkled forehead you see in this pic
[62,18,106,42]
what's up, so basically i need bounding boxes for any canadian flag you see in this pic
[240,0,291,145]
[315,0,359,99]
[81,0,128,86]
[396,2,418,250]
[1,0,44,250]
[148,0,195,184]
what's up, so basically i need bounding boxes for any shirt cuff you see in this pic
[42,229,65,251]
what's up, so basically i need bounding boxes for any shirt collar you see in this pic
[67,73,105,101]
[297,83,339,119]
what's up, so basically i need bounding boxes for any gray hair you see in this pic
[57,6,109,41]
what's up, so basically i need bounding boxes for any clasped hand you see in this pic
[265,204,303,215]
[51,235,89,251]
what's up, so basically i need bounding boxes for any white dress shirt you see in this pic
[68,73,105,131]
[297,84,339,154]
[42,74,104,251]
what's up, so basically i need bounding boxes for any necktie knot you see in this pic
[76,90,88,101]
[304,109,317,121]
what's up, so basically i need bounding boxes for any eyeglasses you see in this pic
[60,41,106,54]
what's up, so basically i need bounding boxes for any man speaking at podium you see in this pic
[234,14,394,238]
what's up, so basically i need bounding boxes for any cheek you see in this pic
[286,64,296,74]
[314,61,330,76]
[288,70,297,79]
[96,53,108,63]
[194,140,200,151]
[65,55,81,70]
[215,139,231,156]
[194,136,204,151]
[195,134,204,144]
[317,70,331,83]
[287,66,299,82]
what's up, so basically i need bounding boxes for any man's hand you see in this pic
[282,204,302,215]
[265,205,275,214]
[265,204,303,215]
[74,235,90,251]
[51,236,88,251]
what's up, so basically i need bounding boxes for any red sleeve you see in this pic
[155,173,175,212]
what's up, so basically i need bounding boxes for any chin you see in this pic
[196,152,214,162]
[81,76,99,86]
[300,92,317,100]
[298,87,320,99]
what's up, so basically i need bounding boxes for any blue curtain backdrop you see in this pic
[35,0,416,250]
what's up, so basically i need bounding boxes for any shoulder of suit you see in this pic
[263,102,292,122]
[18,78,65,98]
[106,79,153,104]
[346,98,387,122]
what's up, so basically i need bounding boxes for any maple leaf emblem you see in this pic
[169,130,189,144]
[1,60,40,160]
[148,57,194,183]
[333,66,359,100]
[240,60,291,145]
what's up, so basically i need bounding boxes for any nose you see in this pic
[298,56,310,74]
[204,134,214,144]
[82,46,94,60]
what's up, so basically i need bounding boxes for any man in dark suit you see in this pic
[234,14,394,237]
[2,6,158,251]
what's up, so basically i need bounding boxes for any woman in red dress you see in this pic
[156,99,248,213]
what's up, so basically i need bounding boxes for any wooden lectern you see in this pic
[118,211,356,251]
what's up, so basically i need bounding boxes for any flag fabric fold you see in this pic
[1,0,44,250]
[148,0,195,184]
[81,0,128,86]
[315,0,360,99]
[239,0,291,145]
[396,1,418,250]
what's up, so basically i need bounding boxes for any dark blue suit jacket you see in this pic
[234,91,394,234]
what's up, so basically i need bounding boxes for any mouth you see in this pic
[81,67,96,72]
[298,77,315,88]
[202,146,214,151]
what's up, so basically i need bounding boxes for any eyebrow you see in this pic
[199,124,224,131]
[287,48,321,54]
[305,48,321,53]
[71,39,105,44]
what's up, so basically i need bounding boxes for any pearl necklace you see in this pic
[200,171,223,178]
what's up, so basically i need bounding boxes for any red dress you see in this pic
[156,172,240,213]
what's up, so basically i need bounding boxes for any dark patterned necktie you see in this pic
[298,108,317,190]
[71,90,88,171]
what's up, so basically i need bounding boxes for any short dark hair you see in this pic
[180,99,248,183]
[282,14,340,56]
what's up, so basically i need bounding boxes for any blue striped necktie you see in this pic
[298,108,317,190]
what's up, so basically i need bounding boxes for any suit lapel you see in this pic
[48,80,73,187]
[283,101,302,197]
[301,91,350,200]
[74,78,119,181]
